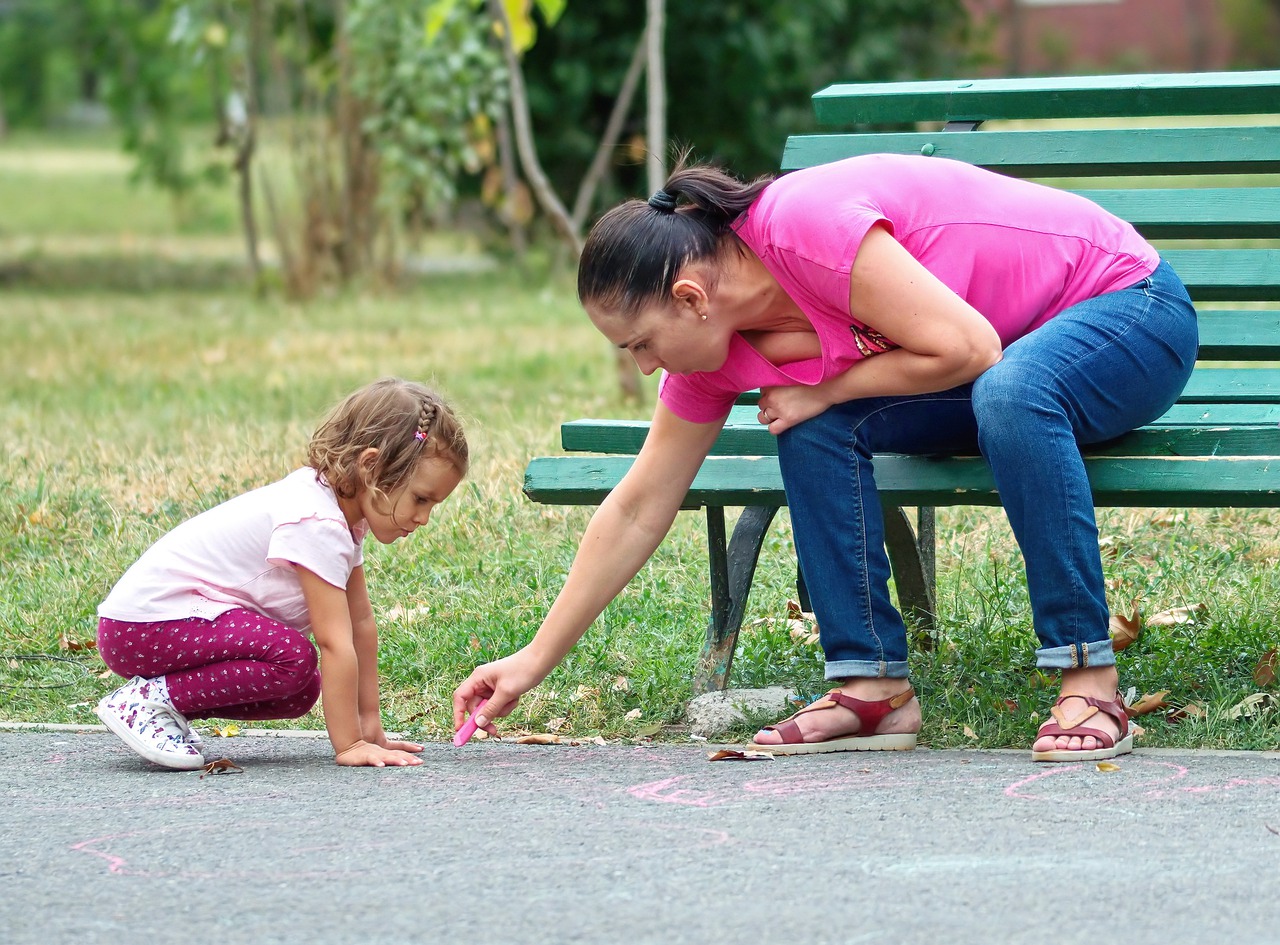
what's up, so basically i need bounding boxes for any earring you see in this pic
[700,314,708,321]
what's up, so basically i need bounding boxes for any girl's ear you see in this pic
[355,447,380,490]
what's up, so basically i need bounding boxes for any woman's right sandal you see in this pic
[749,686,917,756]
[1031,692,1134,763]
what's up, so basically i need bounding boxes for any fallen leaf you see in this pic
[1108,602,1142,652]
[199,758,244,778]
[1253,649,1278,688]
[1124,691,1169,718]
[707,749,774,761]
[97,668,115,679]
[58,632,97,652]
[1001,700,1019,713]
[1096,761,1121,772]
[515,733,563,745]
[635,721,663,737]
[962,725,977,739]
[211,723,241,737]
[1166,703,1205,722]
[624,708,642,721]
[612,676,630,692]
[545,717,567,733]
[1228,693,1272,720]
[1147,603,1206,627]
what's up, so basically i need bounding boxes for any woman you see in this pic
[454,152,1198,761]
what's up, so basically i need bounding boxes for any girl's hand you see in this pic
[334,739,423,767]
[361,721,424,755]
[452,649,547,737]
[756,383,835,435]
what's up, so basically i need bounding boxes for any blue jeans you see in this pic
[776,260,1198,679]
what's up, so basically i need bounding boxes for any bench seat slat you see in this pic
[781,127,1280,177]
[525,455,1280,510]
[810,72,1280,125]
[1197,310,1280,359]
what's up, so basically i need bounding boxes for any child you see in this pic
[95,378,468,769]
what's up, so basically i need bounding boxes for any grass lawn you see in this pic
[2,130,1278,750]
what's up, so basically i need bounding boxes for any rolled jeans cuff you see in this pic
[1035,638,1116,671]
[825,659,911,680]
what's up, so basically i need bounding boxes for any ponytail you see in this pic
[578,155,772,317]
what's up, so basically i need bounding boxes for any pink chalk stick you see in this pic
[453,698,489,747]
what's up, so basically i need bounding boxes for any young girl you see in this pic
[96,378,468,769]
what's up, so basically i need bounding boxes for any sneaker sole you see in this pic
[95,702,206,771]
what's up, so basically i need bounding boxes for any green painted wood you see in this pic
[1197,310,1280,359]
[1072,189,1280,240]
[780,127,1280,177]
[810,71,1280,125]
[1161,250,1280,302]
[560,404,1280,459]
[524,455,1280,509]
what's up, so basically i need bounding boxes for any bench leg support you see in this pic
[882,504,937,642]
[694,505,780,694]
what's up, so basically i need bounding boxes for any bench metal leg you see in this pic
[694,505,780,694]
[882,504,937,641]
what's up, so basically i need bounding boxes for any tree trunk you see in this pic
[487,0,581,255]
[495,107,528,257]
[645,0,667,191]
[571,26,647,232]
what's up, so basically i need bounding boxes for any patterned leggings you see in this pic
[97,609,321,721]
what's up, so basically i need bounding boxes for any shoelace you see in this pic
[139,697,200,752]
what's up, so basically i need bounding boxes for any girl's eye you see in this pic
[633,343,647,353]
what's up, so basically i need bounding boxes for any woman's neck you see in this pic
[719,243,810,333]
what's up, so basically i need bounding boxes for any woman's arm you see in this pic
[758,225,1003,433]
[300,565,421,766]
[453,401,726,729]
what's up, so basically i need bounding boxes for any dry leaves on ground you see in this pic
[199,758,244,778]
[1109,602,1142,652]
[1125,691,1170,718]
[1254,648,1278,688]
[707,749,774,762]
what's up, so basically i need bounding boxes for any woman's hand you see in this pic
[452,649,548,737]
[334,739,423,767]
[756,383,836,435]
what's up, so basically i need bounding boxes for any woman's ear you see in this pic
[671,278,709,319]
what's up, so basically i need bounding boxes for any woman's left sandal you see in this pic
[1031,692,1134,763]
[749,687,918,756]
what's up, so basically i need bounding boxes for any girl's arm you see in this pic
[345,566,422,754]
[757,224,1003,433]
[299,565,421,767]
[453,401,727,730]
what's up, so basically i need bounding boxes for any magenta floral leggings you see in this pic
[97,609,321,721]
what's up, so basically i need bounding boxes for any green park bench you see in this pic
[525,70,1280,694]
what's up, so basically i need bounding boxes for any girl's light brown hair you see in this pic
[306,378,468,505]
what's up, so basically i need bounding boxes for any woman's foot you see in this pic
[1031,666,1132,761]
[751,678,920,754]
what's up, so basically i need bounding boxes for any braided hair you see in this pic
[307,378,468,502]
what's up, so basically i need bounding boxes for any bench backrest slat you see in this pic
[782,127,1280,176]
[811,71,1280,125]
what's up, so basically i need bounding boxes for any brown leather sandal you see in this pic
[1031,692,1134,762]
[749,686,917,756]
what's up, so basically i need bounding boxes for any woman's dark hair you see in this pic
[577,156,773,318]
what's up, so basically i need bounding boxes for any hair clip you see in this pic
[414,431,427,441]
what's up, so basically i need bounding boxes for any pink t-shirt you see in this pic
[659,153,1160,423]
[98,467,369,632]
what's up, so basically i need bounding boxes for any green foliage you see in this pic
[518,0,974,202]
[350,0,506,222]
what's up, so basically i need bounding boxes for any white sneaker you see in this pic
[95,676,205,770]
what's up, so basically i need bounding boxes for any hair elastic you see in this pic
[647,189,677,213]
[414,431,427,441]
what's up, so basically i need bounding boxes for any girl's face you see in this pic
[357,455,463,545]
[586,276,732,377]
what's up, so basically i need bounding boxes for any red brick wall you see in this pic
[964,0,1239,75]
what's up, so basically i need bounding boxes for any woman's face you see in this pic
[586,278,731,377]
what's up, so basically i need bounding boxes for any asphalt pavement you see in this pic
[2,726,1278,945]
